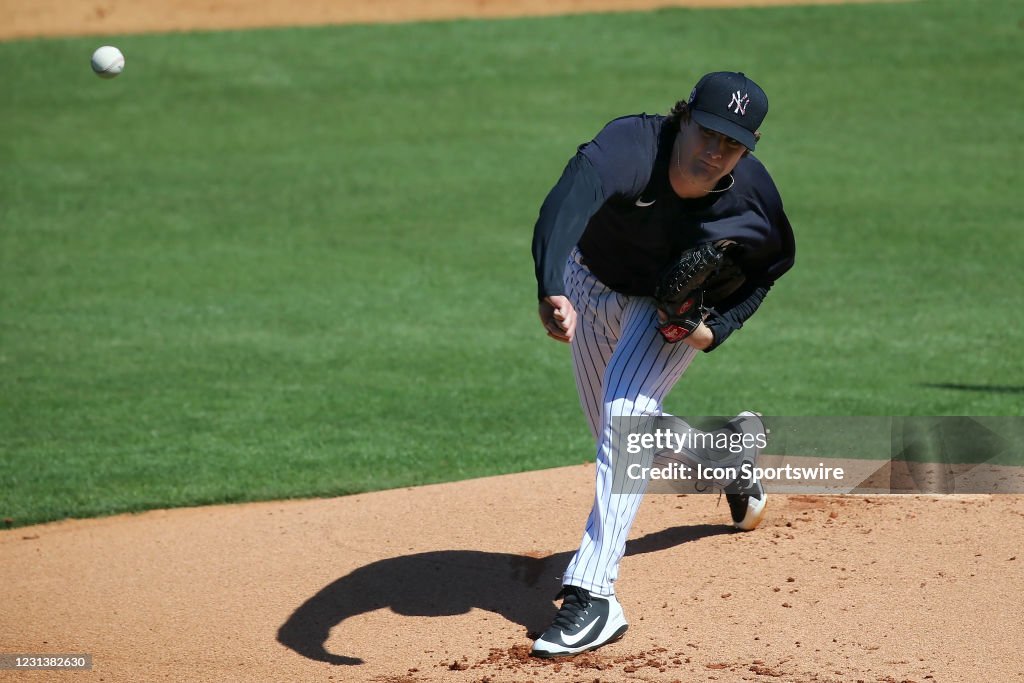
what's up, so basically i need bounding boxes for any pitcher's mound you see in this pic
[2,464,1022,681]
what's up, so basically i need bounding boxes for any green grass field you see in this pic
[1,0,1021,526]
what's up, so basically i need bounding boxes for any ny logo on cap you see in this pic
[728,90,750,115]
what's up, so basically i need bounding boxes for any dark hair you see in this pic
[668,100,762,146]
[667,99,692,130]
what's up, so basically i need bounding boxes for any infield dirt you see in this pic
[2,1,1019,682]
[2,0,899,40]
[3,465,1023,682]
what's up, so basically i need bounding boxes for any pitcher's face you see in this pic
[674,118,747,187]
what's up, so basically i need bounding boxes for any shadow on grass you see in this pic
[277,523,731,665]
[921,383,1024,394]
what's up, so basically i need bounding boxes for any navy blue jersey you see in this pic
[531,114,795,350]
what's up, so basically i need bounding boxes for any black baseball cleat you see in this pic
[726,472,767,531]
[723,411,768,531]
[530,586,628,658]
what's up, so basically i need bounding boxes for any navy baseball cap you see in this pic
[687,71,768,150]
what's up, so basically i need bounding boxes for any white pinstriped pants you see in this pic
[562,248,699,596]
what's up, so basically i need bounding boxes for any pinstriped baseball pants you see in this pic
[562,248,699,596]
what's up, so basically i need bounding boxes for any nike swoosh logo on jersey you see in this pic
[560,614,603,646]
[635,198,656,207]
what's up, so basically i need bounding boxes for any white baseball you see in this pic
[91,45,125,79]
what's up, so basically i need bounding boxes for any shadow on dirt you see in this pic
[277,523,732,664]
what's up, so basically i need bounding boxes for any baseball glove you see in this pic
[654,240,739,343]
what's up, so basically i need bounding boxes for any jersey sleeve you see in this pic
[703,283,771,352]
[576,115,659,200]
[531,154,607,299]
[531,116,659,299]
[745,157,795,283]
[701,158,796,351]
